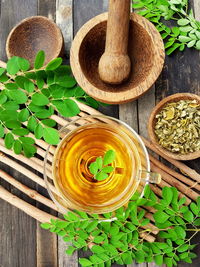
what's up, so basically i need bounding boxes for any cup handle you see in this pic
[139,170,161,184]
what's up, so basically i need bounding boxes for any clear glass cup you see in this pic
[44,115,161,214]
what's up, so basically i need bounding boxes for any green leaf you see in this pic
[103,150,115,165]
[40,222,52,230]
[22,143,36,158]
[122,251,133,264]
[91,245,105,254]
[179,26,193,32]
[9,90,27,104]
[153,211,169,223]
[27,116,37,132]
[5,120,21,129]
[34,124,43,139]
[4,133,14,149]
[41,119,56,127]
[18,109,30,122]
[7,56,20,75]
[174,226,186,239]
[43,127,60,145]
[196,40,200,50]
[96,156,103,169]
[86,221,98,232]
[65,246,76,255]
[95,171,108,181]
[79,258,92,267]
[93,236,104,244]
[35,109,52,119]
[178,36,192,42]
[166,43,181,55]
[102,166,114,173]
[154,255,163,266]
[13,140,22,154]
[183,210,194,222]
[89,161,98,175]
[177,244,189,252]
[5,83,18,90]
[34,50,45,69]
[162,187,173,205]
[54,99,80,117]
[177,19,190,26]
[15,76,30,89]
[190,202,198,215]
[24,80,35,93]
[178,197,186,206]
[2,101,19,110]
[17,57,30,71]
[0,94,7,104]
[0,124,5,137]
[12,128,29,136]
[164,257,173,267]
[194,218,200,226]
[46,58,62,71]
[32,93,49,106]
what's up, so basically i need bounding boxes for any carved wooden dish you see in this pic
[6,16,64,67]
[70,12,165,104]
[148,93,200,161]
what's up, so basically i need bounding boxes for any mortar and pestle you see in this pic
[70,0,165,104]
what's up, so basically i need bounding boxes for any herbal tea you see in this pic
[53,123,142,212]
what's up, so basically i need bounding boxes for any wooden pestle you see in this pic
[98,0,131,84]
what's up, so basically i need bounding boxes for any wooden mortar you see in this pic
[70,6,165,104]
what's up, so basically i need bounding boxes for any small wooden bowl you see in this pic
[148,93,200,161]
[70,12,165,104]
[6,16,64,67]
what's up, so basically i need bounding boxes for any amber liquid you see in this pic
[53,123,142,213]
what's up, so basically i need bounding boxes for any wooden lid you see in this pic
[70,12,165,104]
[148,93,200,161]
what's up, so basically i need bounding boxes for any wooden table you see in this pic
[0,0,199,266]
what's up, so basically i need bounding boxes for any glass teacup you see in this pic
[44,115,161,214]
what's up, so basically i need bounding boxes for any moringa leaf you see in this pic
[34,50,45,69]
[103,150,116,165]
[43,127,60,145]
[46,58,62,71]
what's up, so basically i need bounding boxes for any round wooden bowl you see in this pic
[6,16,64,67]
[148,93,200,161]
[70,12,165,104]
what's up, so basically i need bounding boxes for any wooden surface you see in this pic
[0,1,199,267]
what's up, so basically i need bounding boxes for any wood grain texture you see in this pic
[56,0,73,57]
[37,2,58,267]
[0,1,38,267]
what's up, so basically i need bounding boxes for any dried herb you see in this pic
[133,0,200,55]
[41,185,200,267]
[0,51,101,157]
[155,99,200,154]
[89,150,116,181]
